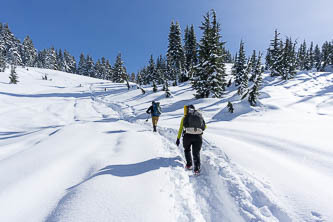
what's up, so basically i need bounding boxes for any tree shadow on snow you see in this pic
[67,156,183,190]
[104,130,127,134]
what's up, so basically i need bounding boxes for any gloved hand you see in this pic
[176,138,180,146]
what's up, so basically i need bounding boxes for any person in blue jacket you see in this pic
[146,101,162,132]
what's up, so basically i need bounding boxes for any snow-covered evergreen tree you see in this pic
[224,49,233,63]
[265,49,271,71]
[22,36,37,67]
[36,50,46,68]
[147,55,156,84]
[64,50,76,73]
[86,55,95,78]
[94,59,102,79]
[136,71,143,86]
[167,21,186,84]
[0,23,23,65]
[280,37,297,79]
[268,29,282,76]
[248,50,257,82]
[156,55,166,84]
[113,53,127,83]
[297,40,308,70]
[0,53,5,71]
[184,24,198,76]
[233,40,247,86]
[0,35,5,71]
[130,72,136,82]
[152,80,158,92]
[9,65,18,84]
[314,44,321,71]
[192,10,227,98]
[321,41,331,71]
[105,59,113,80]
[227,101,234,113]
[77,53,87,75]
[308,42,315,70]
[57,49,64,71]
[238,55,249,96]
[45,47,58,70]
[248,53,263,106]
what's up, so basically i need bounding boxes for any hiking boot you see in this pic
[185,164,192,170]
[194,167,200,174]
[153,126,157,132]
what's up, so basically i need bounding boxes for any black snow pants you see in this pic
[183,134,202,170]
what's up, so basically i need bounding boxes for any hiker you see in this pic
[176,105,206,174]
[146,101,162,132]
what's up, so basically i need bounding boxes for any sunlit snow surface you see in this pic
[0,66,332,222]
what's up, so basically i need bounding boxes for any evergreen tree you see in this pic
[94,59,102,79]
[22,36,37,67]
[36,50,46,68]
[248,53,263,106]
[280,37,297,79]
[152,80,158,92]
[113,53,127,83]
[192,10,227,98]
[100,57,107,79]
[45,47,58,70]
[227,101,234,113]
[248,50,257,82]
[308,42,315,70]
[156,55,166,84]
[184,24,198,76]
[321,41,331,71]
[57,49,64,71]
[165,80,171,98]
[167,21,186,84]
[0,53,5,72]
[0,35,5,71]
[130,72,136,82]
[77,53,87,75]
[64,50,76,73]
[0,23,23,65]
[105,59,113,80]
[233,40,247,86]
[314,44,321,71]
[224,49,233,63]
[136,71,144,86]
[9,65,18,84]
[297,40,308,70]
[265,49,271,71]
[86,55,95,77]
[147,54,156,84]
[269,29,282,76]
[238,56,249,96]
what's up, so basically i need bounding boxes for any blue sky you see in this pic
[1,0,333,74]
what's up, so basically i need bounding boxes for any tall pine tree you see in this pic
[167,21,186,84]
[112,53,127,83]
[192,10,226,98]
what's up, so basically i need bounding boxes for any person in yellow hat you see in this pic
[176,105,206,174]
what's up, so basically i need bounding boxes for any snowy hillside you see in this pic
[0,66,333,222]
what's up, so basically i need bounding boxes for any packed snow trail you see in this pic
[1,67,333,221]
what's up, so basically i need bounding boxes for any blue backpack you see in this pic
[152,102,162,117]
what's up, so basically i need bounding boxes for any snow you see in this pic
[0,66,333,221]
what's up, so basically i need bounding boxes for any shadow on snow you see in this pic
[67,156,183,190]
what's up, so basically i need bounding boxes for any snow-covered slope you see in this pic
[0,66,332,222]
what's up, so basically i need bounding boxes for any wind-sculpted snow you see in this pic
[1,67,333,221]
